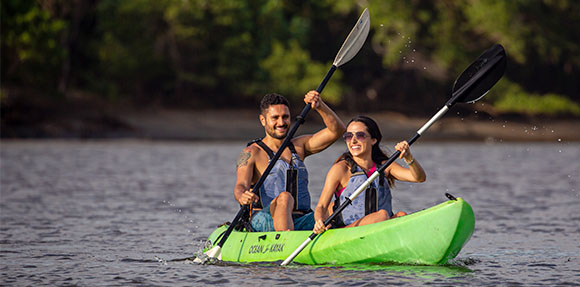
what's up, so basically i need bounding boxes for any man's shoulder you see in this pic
[244,142,271,158]
[242,143,260,154]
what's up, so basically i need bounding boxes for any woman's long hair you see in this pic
[336,115,394,188]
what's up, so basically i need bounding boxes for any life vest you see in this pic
[248,139,310,212]
[333,163,392,226]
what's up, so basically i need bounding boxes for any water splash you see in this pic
[155,256,168,266]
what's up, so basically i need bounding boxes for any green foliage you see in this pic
[492,81,580,116]
[364,2,420,67]
[328,0,579,115]
[1,0,67,88]
[2,0,579,117]
[90,0,174,100]
[84,0,338,104]
[260,40,344,103]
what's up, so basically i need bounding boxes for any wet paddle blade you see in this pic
[448,44,507,105]
[193,246,222,264]
[333,8,370,67]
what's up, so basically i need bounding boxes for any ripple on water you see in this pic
[1,141,579,286]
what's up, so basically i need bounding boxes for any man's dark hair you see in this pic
[260,93,290,114]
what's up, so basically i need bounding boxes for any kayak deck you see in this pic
[203,197,474,265]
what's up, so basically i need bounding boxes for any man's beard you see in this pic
[266,125,288,139]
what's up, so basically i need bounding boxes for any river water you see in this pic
[1,140,579,286]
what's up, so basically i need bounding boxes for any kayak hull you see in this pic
[202,198,474,265]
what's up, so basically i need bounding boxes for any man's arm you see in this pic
[234,147,259,205]
[297,90,346,157]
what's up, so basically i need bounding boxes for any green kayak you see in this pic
[202,197,475,265]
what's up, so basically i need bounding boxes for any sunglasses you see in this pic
[343,131,369,141]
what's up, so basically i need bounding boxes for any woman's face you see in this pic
[344,121,377,158]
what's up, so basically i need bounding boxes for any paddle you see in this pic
[196,8,370,263]
[281,43,507,266]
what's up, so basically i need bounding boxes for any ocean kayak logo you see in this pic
[248,243,285,254]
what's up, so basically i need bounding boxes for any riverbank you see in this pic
[119,108,580,142]
[3,102,577,142]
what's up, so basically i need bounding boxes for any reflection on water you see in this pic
[305,262,474,277]
[1,140,579,286]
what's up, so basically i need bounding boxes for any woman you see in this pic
[313,116,426,234]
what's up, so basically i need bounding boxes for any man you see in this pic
[234,90,345,232]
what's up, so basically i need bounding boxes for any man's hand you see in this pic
[238,190,259,205]
[304,90,321,109]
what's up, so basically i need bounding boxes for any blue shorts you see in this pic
[250,205,314,232]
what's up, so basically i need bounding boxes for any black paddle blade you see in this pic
[448,44,507,106]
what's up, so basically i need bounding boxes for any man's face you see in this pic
[260,104,291,140]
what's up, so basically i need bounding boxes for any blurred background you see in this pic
[2,0,579,140]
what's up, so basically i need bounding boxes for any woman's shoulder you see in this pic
[330,159,350,174]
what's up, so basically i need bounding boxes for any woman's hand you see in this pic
[313,219,329,234]
[394,141,414,162]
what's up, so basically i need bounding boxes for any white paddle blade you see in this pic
[204,245,222,260]
[333,8,370,67]
[193,245,222,263]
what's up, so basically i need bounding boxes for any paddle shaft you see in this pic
[215,65,337,249]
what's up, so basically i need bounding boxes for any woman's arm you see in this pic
[386,141,426,183]
[313,162,347,234]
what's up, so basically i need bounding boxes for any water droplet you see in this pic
[423,67,427,69]
[558,138,562,142]
[413,49,416,52]
[411,59,415,63]
[380,24,384,27]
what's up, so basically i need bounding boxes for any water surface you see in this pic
[1,140,579,286]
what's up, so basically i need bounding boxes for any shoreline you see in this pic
[118,109,580,143]
[2,106,579,142]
